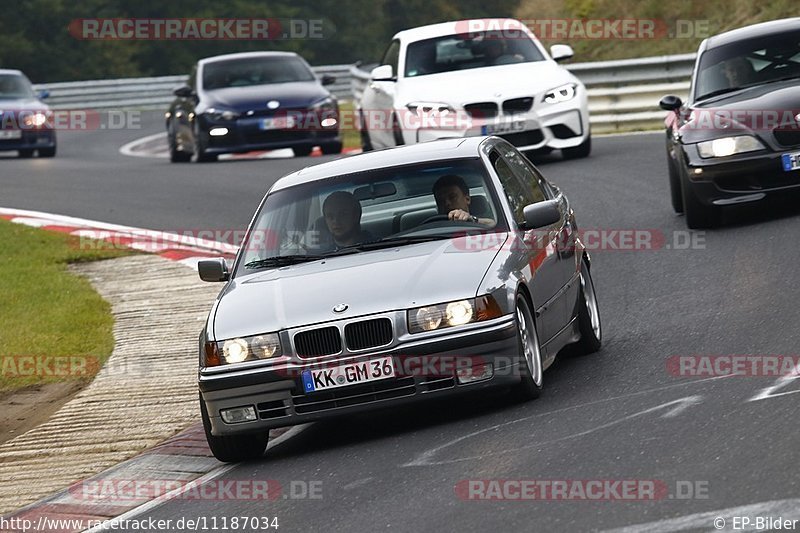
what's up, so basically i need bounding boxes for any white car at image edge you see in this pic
[358,18,591,159]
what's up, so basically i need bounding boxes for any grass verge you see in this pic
[0,219,134,391]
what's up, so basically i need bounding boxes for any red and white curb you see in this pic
[0,207,238,269]
[0,207,308,531]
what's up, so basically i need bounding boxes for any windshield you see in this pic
[404,31,545,77]
[235,158,507,276]
[0,74,35,99]
[202,56,315,90]
[694,28,800,101]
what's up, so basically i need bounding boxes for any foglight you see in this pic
[220,406,257,424]
[457,363,493,384]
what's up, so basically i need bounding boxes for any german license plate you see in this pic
[260,116,295,130]
[301,356,395,393]
[482,120,525,135]
[0,130,22,139]
[781,151,800,172]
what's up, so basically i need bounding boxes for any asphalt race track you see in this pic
[3,111,800,531]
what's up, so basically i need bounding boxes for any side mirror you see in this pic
[550,44,574,62]
[198,258,229,282]
[522,200,561,230]
[321,74,336,86]
[370,64,395,81]
[37,89,50,100]
[173,84,194,98]
[659,95,683,111]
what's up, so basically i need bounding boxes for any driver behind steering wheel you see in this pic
[432,174,495,226]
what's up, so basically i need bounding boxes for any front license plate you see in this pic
[301,356,395,393]
[781,151,800,172]
[482,120,525,135]
[0,130,22,139]
[260,116,295,130]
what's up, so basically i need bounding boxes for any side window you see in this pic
[381,40,401,77]
[491,146,547,225]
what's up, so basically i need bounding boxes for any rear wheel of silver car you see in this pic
[200,394,269,463]
[510,294,542,401]
[573,257,602,355]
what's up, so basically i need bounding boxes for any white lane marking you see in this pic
[404,395,703,467]
[119,132,168,158]
[748,359,800,402]
[598,498,800,533]
[0,207,238,262]
[82,424,310,533]
[342,477,375,491]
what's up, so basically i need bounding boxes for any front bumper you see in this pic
[411,99,589,151]
[0,129,56,152]
[200,316,520,436]
[201,115,340,155]
[678,143,800,206]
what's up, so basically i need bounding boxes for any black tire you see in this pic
[193,123,218,163]
[572,257,602,355]
[321,141,342,155]
[681,169,717,229]
[169,133,191,163]
[39,146,56,158]
[18,149,33,158]
[200,395,269,463]
[359,111,373,152]
[509,293,543,401]
[562,135,591,159]
[667,149,683,213]
[195,149,218,163]
[293,145,313,157]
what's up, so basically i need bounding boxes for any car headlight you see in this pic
[406,101,454,116]
[542,83,577,104]
[204,333,282,366]
[203,107,239,121]
[696,135,765,158]
[311,97,337,112]
[408,295,504,334]
[22,111,49,128]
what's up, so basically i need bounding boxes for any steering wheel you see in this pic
[420,214,450,225]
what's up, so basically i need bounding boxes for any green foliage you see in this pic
[0,0,518,82]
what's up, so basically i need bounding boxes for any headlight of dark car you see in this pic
[204,333,282,366]
[203,107,240,121]
[311,97,338,128]
[696,135,765,158]
[407,295,504,334]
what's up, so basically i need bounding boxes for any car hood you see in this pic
[0,98,49,111]
[680,80,800,143]
[212,236,507,340]
[396,61,577,106]
[200,82,330,112]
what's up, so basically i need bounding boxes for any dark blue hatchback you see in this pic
[166,52,341,162]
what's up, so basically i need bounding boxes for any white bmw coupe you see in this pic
[358,18,591,159]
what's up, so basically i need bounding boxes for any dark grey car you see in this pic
[197,136,601,462]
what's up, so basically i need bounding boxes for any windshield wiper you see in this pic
[352,235,453,251]
[243,255,324,269]
[696,86,746,102]
[697,75,800,102]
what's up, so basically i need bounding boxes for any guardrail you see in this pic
[33,55,695,134]
[32,65,355,111]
